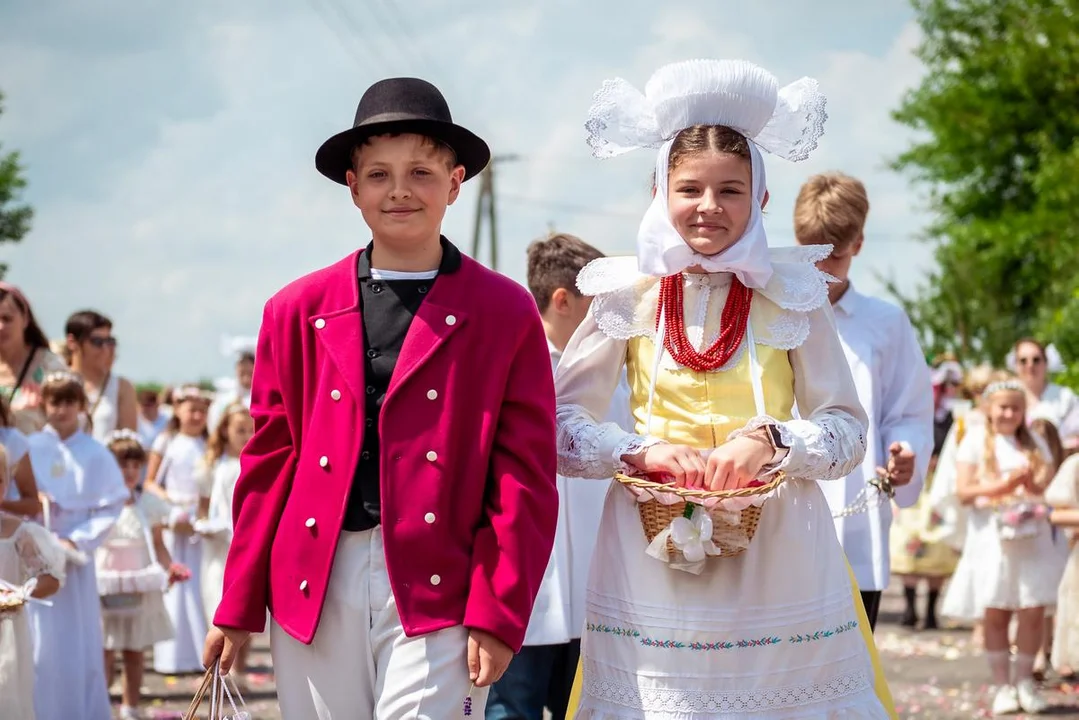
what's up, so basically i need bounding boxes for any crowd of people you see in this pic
[0,293,255,720]
[0,58,1077,720]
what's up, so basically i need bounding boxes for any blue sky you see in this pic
[0,0,931,382]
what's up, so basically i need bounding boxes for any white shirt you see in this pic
[818,285,934,591]
[1029,383,1079,444]
[86,374,121,443]
[523,338,633,646]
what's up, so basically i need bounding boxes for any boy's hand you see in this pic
[203,625,251,674]
[467,628,513,687]
[882,442,915,487]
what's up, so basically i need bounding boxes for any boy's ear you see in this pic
[447,165,466,204]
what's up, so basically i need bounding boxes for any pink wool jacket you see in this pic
[213,247,559,652]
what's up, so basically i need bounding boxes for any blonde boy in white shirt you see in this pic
[794,172,934,630]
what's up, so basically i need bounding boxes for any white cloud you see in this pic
[0,1,932,382]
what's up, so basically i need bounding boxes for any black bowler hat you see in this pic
[315,78,491,185]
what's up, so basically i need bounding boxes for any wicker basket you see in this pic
[615,472,786,560]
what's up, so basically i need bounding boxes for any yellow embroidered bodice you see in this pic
[626,335,795,449]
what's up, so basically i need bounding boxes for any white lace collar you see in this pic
[577,245,835,358]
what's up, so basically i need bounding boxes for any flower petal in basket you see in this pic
[719,494,757,513]
[650,488,684,505]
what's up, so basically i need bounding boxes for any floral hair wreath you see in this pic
[982,379,1026,399]
[172,385,214,403]
[105,428,144,447]
[584,59,828,162]
[43,370,83,386]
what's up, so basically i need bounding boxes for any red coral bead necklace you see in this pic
[655,273,753,372]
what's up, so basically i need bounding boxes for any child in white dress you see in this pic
[27,370,127,720]
[195,402,253,675]
[942,377,1060,715]
[0,445,64,720]
[1046,451,1079,676]
[144,384,211,675]
[559,60,893,719]
[98,429,187,720]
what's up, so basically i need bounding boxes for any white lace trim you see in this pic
[584,669,876,715]
[583,60,828,163]
[729,413,867,482]
[556,404,660,480]
[581,248,832,366]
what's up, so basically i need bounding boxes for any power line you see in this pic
[499,194,640,218]
[304,0,369,66]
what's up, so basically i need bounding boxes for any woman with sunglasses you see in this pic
[0,283,69,434]
[65,310,139,442]
[1012,338,1079,449]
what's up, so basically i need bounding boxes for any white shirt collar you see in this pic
[833,282,861,317]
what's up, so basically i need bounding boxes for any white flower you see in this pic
[669,505,721,563]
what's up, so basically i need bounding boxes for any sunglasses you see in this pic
[1017,356,1043,366]
[87,336,118,349]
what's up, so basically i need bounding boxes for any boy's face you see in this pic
[800,235,863,283]
[346,134,465,247]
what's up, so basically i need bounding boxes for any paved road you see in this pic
[120,581,1079,719]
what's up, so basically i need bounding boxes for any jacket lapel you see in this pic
[388,269,469,395]
[312,309,365,402]
[310,251,365,403]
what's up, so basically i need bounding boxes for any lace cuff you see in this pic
[729,412,866,481]
[14,523,66,585]
[557,404,659,479]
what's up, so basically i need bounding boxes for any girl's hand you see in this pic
[1007,467,1032,491]
[167,562,191,586]
[703,434,774,491]
[624,444,705,488]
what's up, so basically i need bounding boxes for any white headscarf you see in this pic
[585,59,827,283]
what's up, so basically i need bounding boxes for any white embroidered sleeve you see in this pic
[555,309,657,479]
[15,521,67,585]
[731,302,867,481]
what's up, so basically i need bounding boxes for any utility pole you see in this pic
[471,154,519,271]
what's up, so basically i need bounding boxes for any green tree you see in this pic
[888,0,1079,377]
[0,90,33,277]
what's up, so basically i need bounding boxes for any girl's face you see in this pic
[667,151,755,257]
[44,398,82,437]
[0,295,29,353]
[119,458,143,490]
[988,390,1026,436]
[1014,341,1047,387]
[176,398,209,435]
[226,412,254,454]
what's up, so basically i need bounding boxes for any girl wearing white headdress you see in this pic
[941,377,1059,715]
[557,60,894,719]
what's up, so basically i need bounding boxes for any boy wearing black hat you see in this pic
[205,78,559,719]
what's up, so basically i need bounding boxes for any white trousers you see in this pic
[271,527,489,719]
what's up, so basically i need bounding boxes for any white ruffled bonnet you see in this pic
[584,59,827,285]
